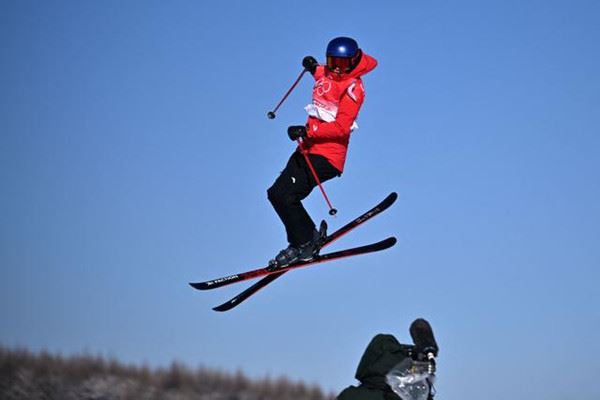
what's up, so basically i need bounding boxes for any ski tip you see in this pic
[189,282,209,290]
[212,302,234,312]
[378,236,397,249]
[378,192,398,209]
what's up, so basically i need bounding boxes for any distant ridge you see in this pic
[0,346,334,400]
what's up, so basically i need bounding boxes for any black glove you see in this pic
[287,125,307,141]
[302,56,318,74]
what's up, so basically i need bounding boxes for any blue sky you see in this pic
[1,1,599,399]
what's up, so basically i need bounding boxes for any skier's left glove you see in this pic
[288,125,307,141]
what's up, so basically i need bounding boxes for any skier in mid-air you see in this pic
[267,36,378,269]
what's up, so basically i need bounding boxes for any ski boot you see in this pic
[267,221,327,271]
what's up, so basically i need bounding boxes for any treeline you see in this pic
[0,346,335,400]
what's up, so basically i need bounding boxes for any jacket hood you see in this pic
[354,334,412,390]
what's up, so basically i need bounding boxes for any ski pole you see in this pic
[267,69,308,119]
[297,139,338,216]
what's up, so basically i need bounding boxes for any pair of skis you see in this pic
[189,192,398,311]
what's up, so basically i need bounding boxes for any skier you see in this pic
[267,36,378,268]
[336,319,439,400]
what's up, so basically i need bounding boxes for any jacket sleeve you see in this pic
[307,81,365,140]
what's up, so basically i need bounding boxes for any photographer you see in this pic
[337,319,439,400]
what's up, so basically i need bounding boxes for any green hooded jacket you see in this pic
[336,334,414,400]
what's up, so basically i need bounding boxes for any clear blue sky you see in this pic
[1,1,599,399]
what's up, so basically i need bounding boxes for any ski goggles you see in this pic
[385,359,436,400]
[326,56,354,72]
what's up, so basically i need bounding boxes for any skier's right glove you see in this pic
[302,56,318,74]
[288,125,307,141]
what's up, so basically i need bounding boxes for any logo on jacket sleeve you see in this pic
[347,81,365,103]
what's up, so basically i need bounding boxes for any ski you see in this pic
[190,192,398,312]
[192,236,397,291]
[212,237,396,312]
[190,192,398,291]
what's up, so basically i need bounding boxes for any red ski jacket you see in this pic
[302,52,378,173]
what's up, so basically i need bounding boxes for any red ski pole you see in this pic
[267,69,308,119]
[297,139,338,216]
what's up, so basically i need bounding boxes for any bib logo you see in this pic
[314,78,332,96]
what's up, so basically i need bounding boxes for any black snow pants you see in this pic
[267,151,341,247]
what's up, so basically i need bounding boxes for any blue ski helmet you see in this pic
[326,37,361,73]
